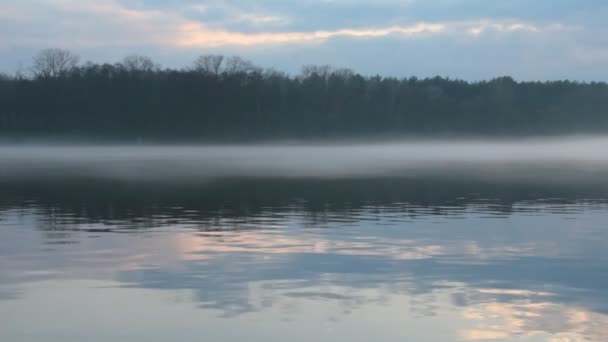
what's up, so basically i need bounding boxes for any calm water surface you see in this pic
[1,143,608,342]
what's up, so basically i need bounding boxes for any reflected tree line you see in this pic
[2,48,608,140]
[1,176,606,229]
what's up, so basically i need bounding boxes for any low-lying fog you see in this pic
[2,137,608,183]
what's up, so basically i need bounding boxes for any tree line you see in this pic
[1,48,608,141]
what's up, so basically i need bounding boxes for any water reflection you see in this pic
[1,175,608,341]
[460,294,608,341]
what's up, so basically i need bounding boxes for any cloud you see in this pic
[235,14,288,26]
[0,0,607,80]
[179,1,291,30]
[175,19,571,48]
[467,21,539,36]
[176,22,446,47]
[0,0,567,49]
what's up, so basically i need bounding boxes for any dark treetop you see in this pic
[2,50,608,141]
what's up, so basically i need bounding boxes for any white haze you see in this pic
[2,137,608,183]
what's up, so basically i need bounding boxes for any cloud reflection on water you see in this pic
[2,154,608,341]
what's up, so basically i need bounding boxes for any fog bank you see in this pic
[2,137,608,183]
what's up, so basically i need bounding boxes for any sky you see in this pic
[1,0,608,80]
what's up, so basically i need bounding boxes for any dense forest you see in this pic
[1,48,608,141]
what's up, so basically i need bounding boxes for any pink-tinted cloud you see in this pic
[0,0,566,49]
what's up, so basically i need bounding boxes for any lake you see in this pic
[1,141,608,342]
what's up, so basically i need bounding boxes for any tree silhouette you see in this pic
[31,48,80,78]
[122,55,158,72]
[1,50,608,141]
[193,55,225,75]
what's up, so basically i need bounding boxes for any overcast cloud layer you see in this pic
[1,0,608,80]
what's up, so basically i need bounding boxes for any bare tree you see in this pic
[32,48,80,78]
[300,65,332,79]
[193,55,224,75]
[331,67,354,79]
[121,55,158,72]
[223,56,258,75]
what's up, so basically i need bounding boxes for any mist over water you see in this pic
[2,136,608,182]
[2,136,608,342]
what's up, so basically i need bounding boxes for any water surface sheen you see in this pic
[1,143,608,342]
